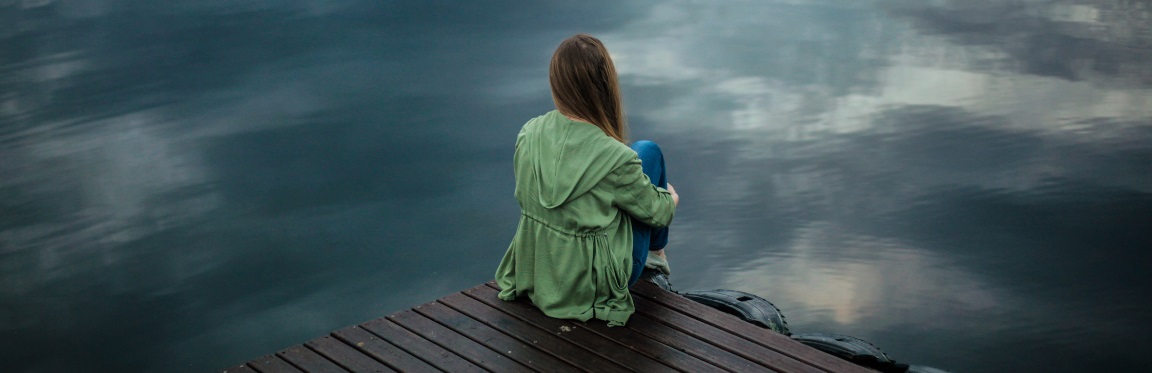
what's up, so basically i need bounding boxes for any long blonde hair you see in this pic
[549,34,629,143]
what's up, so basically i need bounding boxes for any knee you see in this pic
[631,140,663,159]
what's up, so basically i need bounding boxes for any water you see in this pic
[2,1,1149,372]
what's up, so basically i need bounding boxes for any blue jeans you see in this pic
[628,140,670,287]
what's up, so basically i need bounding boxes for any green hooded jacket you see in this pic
[494,110,676,326]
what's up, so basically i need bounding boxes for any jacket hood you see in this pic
[518,110,636,209]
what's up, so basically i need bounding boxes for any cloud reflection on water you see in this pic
[721,221,1002,328]
[591,1,1150,370]
[888,0,1152,86]
[1,0,1150,372]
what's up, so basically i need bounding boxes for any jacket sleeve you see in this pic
[608,157,675,228]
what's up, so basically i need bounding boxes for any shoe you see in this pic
[645,250,671,276]
[638,268,674,291]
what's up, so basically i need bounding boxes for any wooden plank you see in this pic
[305,335,395,373]
[628,311,777,372]
[630,281,872,373]
[387,308,532,373]
[332,326,440,372]
[220,363,259,373]
[415,300,582,373]
[440,291,630,373]
[633,295,822,373]
[478,283,721,372]
[462,285,676,373]
[360,317,485,373]
[232,281,873,373]
[246,354,304,373]
[277,346,346,373]
[576,310,728,373]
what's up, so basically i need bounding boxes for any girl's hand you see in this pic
[667,183,679,207]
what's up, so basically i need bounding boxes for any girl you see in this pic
[494,34,679,326]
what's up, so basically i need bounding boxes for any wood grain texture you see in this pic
[360,318,485,373]
[388,308,531,373]
[305,334,395,373]
[630,281,872,373]
[227,280,877,373]
[276,346,345,373]
[413,300,581,373]
[332,325,439,372]
[245,354,303,373]
[440,290,630,373]
[219,363,259,373]
[463,285,676,373]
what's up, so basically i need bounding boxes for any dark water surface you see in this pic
[3,1,1151,372]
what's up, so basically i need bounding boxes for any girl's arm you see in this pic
[609,158,676,228]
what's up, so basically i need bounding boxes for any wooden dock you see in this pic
[221,281,872,372]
